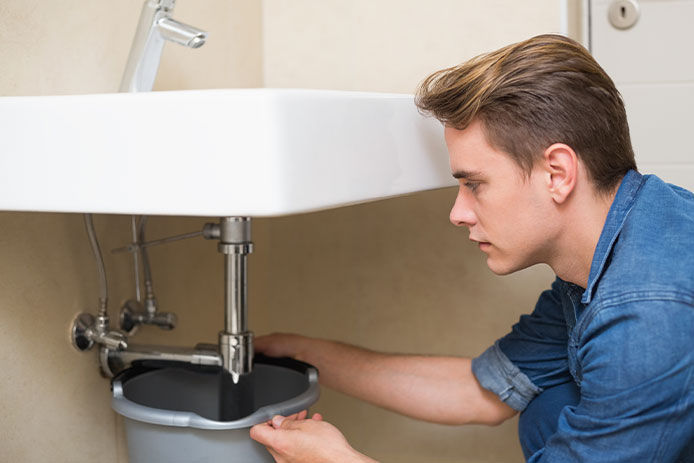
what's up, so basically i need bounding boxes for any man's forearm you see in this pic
[269,335,516,426]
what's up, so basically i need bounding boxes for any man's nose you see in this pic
[449,192,476,227]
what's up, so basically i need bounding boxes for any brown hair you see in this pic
[415,34,636,193]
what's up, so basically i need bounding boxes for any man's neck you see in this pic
[548,185,618,289]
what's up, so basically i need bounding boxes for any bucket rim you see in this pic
[111,357,320,430]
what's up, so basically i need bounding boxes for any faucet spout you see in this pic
[120,0,207,93]
[158,17,207,48]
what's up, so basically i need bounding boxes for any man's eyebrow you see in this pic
[452,170,483,180]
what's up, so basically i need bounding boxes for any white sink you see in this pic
[0,88,453,217]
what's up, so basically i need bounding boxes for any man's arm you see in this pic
[255,333,517,426]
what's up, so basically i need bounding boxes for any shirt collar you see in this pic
[581,169,646,304]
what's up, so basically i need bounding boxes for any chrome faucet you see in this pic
[120,0,207,92]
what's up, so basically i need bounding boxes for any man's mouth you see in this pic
[470,237,491,249]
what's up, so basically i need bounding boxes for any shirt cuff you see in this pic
[471,341,543,412]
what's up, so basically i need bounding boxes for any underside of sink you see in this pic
[0,88,453,217]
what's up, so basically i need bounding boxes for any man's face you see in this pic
[445,120,555,275]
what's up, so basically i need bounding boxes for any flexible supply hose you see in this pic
[131,215,142,303]
[84,214,108,316]
[139,216,153,291]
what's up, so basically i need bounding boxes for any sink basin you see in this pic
[0,88,453,217]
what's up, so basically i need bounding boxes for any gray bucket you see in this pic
[111,356,320,463]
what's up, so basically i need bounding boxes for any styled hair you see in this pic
[415,34,636,193]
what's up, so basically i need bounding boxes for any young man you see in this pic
[250,34,694,462]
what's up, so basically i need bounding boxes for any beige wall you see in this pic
[263,0,563,93]
[0,1,579,462]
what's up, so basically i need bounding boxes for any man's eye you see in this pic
[464,182,479,192]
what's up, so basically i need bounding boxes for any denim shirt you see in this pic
[471,170,694,462]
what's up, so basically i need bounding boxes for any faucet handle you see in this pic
[97,329,129,351]
[71,313,128,352]
[119,299,177,335]
[154,0,177,10]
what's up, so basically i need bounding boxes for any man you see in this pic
[250,34,694,462]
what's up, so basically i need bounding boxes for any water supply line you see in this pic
[85,214,108,316]
[118,216,177,334]
[130,216,142,303]
[71,215,128,352]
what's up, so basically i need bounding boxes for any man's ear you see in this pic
[541,143,578,204]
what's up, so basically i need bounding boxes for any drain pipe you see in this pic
[204,217,254,383]
[97,218,254,379]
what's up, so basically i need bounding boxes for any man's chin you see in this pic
[485,256,522,276]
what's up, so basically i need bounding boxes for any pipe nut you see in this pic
[218,331,254,379]
[217,242,253,255]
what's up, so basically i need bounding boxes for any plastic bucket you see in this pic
[111,355,320,463]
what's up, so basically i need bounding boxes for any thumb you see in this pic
[250,423,277,447]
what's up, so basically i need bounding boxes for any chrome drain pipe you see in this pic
[100,343,222,378]
[205,218,254,383]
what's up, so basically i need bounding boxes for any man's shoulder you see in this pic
[640,174,694,204]
[598,174,694,302]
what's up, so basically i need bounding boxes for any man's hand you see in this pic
[254,333,307,360]
[250,411,377,463]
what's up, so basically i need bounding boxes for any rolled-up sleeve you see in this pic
[472,278,574,412]
[472,342,543,411]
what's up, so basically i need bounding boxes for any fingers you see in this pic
[252,334,274,354]
[251,419,308,463]
[271,415,286,428]
[251,413,358,463]
[250,418,301,445]
[254,333,311,360]
[254,333,295,358]
[268,410,309,428]
[249,422,275,447]
[273,415,306,430]
[284,411,306,421]
[252,412,323,449]
[285,410,307,421]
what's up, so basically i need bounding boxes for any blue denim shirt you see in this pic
[472,170,694,462]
